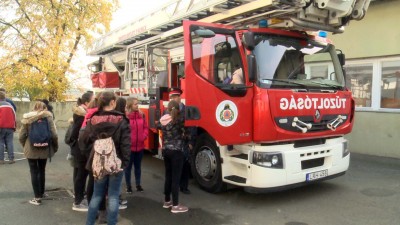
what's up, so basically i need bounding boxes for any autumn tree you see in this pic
[0,0,118,101]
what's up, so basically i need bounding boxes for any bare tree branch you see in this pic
[14,0,48,44]
[0,19,27,39]
[66,33,81,67]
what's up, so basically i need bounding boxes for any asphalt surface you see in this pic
[0,129,399,225]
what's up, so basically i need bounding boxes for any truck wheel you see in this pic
[191,134,226,193]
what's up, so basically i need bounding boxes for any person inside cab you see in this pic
[230,67,244,85]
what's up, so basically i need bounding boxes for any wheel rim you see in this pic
[195,146,217,181]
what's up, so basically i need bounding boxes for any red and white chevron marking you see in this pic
[129,88,147,94]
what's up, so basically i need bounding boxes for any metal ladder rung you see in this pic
[196,11,208,16]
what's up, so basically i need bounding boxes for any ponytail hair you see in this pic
[87,92,102,109]
[76,97,83,105]
[98,91,116,111]
[77,92,93,106]
[167,100,180,123]
[115,97,127,114]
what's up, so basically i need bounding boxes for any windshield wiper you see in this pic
[287,63,305,79]
[309,81,343,89]
[262,79,308,88]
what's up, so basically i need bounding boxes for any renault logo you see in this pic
[315,109,321,120]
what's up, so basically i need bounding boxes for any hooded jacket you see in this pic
[0,100,16,129]
[5,98,17,112]
[81,107,98,129]
[71,105,87,140]
[127,111,148,152]
[19,110,58,159]
[79,110,131,170]
[160,114,184,151]
[64,118,74,146]
[70,105,87,162]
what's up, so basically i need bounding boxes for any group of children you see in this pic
[66,91,148,224]
[66,88,192,225]
[4,87,192,225]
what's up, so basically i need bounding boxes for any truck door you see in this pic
[183,20,253,145]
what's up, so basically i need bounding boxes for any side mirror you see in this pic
[243,32,255,51]
[247,54,257,82]
[337,51,346,84]
[338,52,345,66]
[342,69,347,86]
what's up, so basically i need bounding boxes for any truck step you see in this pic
[230,153,248,160]
[224,175,246,184]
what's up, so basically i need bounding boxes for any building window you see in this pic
[310,65,329,79]
[381,60,400,109]
[345,57,400,111]
[345,64,373,107]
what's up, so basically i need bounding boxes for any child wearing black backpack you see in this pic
[19,101,58,206]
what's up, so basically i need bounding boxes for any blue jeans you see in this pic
[124,150,144,187]
[86,172,123,225]
[0,128,14,161]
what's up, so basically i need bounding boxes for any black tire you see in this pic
[190,133,226,193]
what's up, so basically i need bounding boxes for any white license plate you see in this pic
[306,170,328,181]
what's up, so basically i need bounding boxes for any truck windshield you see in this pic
[252,34,345,90]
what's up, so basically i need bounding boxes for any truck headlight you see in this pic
[252,152,283,169]
[342,141,350,158]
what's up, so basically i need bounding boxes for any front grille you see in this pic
[301,157,324,170]
[294,138,326,148]
[300,149,330,158]
[275,114,348,133]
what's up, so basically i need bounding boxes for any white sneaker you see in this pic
[29,198,42,206]
[163,201,173,208]
[171,204,189,213]
[119,204,127,210]
[72,202,88,212]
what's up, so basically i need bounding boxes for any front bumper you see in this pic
[222,136,350,190]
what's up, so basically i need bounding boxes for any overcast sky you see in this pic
[111,0,170,28]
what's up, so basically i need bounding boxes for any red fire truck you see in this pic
[87,0,370,192]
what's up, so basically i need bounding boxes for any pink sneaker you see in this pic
[171,204,188,213]
[163,201,172,208]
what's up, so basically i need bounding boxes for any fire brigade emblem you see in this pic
[216,100,238,127]
[220,104,234,122]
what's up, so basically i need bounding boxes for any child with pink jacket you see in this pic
[125,97,148,193]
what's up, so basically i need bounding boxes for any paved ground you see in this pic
[0,129,399,225]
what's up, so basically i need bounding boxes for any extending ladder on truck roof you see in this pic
[88,0,370,56]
